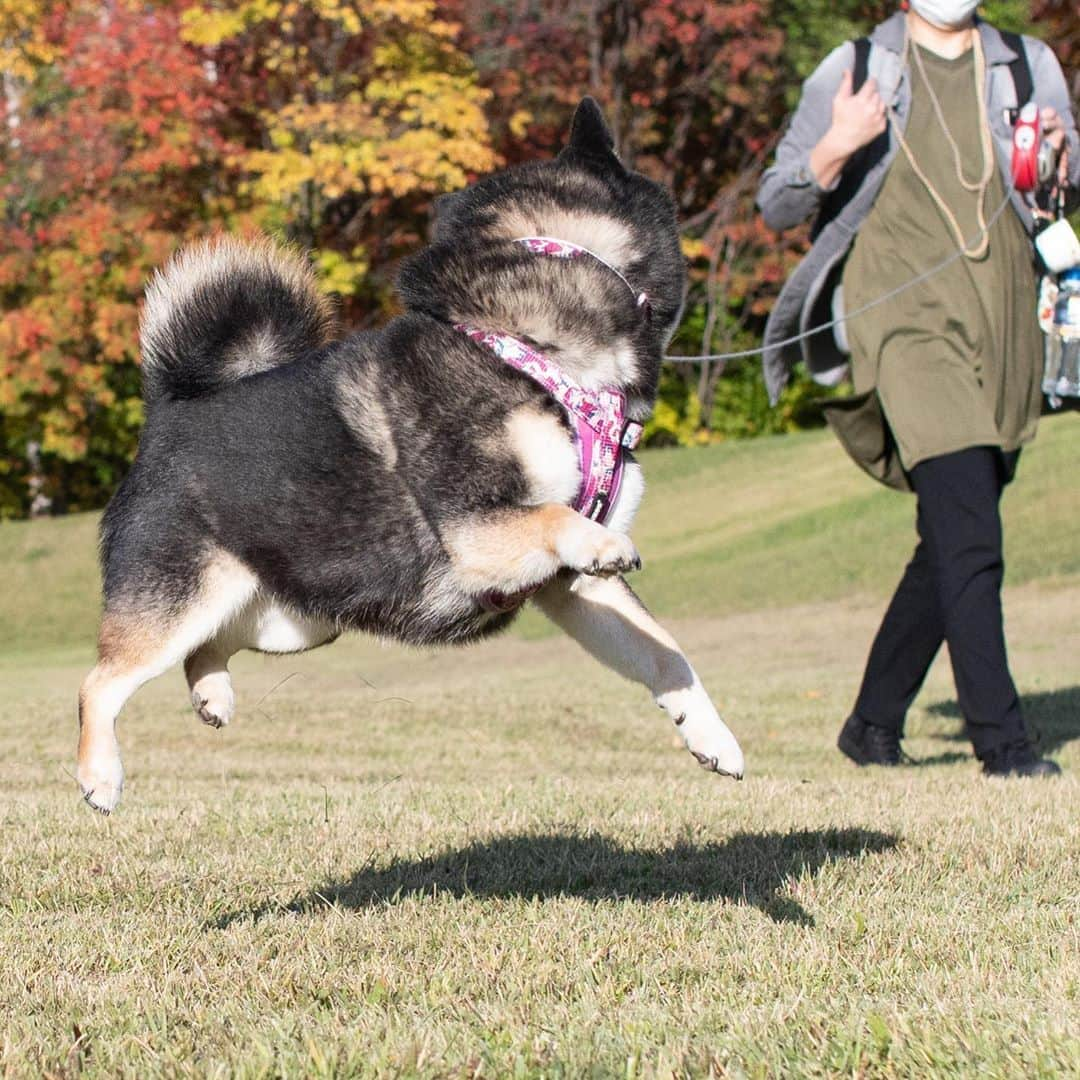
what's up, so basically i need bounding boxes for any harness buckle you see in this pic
[620,420,643,451]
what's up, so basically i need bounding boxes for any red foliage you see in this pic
[0,0,234,514]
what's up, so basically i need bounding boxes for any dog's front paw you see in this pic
[659,682,744,780]
[556,517,641,577]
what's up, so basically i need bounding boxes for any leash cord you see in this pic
[664,184,1018,365]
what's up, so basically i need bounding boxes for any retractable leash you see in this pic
[1010,103,1043,191]
[1010,103,1061,194]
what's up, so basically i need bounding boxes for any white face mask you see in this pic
[909,1,980,30]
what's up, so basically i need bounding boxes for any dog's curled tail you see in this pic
[140,235,337,407]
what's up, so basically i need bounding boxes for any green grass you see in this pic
[1,421,1079,1077]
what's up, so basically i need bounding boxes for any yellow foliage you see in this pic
[316,247,369,296]
[184,0,498,255]
[181,0,283,46]
[182,0,455,49]
[680,236,709,261]
[509,109,533,140]
[0,0,56,80]
[643,387,702,448]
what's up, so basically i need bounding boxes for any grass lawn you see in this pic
[1,418,1078,1077]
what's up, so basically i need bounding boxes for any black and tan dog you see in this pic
[77,99,745,812]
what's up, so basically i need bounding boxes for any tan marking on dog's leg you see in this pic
[78,612,166,814]
[533,573,744,779]
[77,552,258,812]
[184,641,236,729]
[445,504,641,596]
[78,663,134,815]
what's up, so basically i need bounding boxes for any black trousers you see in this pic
[853,446,1027,760]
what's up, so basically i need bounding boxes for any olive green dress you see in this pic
[836,44,1043,491]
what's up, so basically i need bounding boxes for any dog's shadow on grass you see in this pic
[216,827,898,929]
[927,686,1080,756]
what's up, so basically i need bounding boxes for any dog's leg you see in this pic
[78,652,143,816]
[533,572,744,778]
[445,504,640,596]
[77,551,257,813]
[77,609,188,814]
[184,639,236,729]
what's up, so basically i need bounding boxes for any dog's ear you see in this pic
[560,96,626,178]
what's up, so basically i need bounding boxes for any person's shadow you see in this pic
[215,827,898,929]
[926,686,1080,756]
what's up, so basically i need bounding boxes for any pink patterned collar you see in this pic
[514,235,651,318]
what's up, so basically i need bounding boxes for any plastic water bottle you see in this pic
[1039,276,1061,403]
[1053,267,1080,398]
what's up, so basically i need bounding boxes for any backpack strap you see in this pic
[999,30,1033,116]
[852,30,1031,108]
[816,37,883,237]
[852,36,872,94]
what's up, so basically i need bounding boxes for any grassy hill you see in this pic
[3,414,1079,657]
[1,421,1078,1077]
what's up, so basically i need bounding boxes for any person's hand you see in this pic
[1041,107,1066,151]
[828,69,888,156]
[1041,107,1070,187]
[808,70,888,189]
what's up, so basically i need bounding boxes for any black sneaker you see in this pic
[981,741,1062,778]
[837,713,903,767]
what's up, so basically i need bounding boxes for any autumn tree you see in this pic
[0,0,234,515]
[182,0,498,320]
[1032,1,1079,103]
[0,0,498,516]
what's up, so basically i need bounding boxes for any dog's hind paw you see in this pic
[77,754,124,814]
[191,676,235,729]
[196,702,229,729]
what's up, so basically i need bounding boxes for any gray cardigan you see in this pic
[757,13,1080,403]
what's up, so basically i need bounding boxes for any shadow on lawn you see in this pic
[927,686,1080,756]
[216,827,899,929]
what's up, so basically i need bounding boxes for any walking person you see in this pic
[757,2,1079,776]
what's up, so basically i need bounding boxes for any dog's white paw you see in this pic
[557,517,641,577]
[658,682,744,779]
[78,751,124,814]
[191,674,235,729]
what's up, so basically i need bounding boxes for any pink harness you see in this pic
[455,235,647,525]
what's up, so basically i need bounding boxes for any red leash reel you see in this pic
[1011,102,1042,192]
[1010,102,1061,194]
